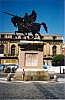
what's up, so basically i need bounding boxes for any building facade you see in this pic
[0,33,63,65]
[62,42,65,56]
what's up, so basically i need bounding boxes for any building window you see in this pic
[11,45,15,56]
[12,35,15,39]
[29,35,32,39]
[21,35,25,39]
[1,34,5,38]
[53,36,56,40]
[0,45,4,54]
[52,46,57,56]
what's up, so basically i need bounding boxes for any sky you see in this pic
[0,0,64,40]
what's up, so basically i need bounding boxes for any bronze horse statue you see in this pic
[4,10,48,39]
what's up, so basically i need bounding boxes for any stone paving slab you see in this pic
[0,80,65,99]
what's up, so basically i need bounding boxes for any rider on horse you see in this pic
[4,10,48,39]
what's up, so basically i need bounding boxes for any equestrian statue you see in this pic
[4,10,48,39]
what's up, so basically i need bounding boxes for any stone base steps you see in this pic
[14,69,50,81]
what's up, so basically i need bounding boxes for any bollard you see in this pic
[54,75,58,81]
[63,69,65,74]
[7,73,15,81]
[7,73,12,81]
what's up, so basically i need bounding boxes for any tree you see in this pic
[52,54,65,66]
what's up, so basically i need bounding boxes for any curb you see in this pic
[0,77,65,83]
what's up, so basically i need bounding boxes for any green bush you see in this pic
[52,54,64,66]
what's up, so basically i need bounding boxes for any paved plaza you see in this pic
[0,80,65,99]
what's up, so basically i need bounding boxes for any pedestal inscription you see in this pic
[25,53,38,66]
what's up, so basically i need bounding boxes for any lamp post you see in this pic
[58,62,61,74]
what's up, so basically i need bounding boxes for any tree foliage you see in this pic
[52,54,65,66]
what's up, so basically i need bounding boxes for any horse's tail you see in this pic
[41,22,48,33]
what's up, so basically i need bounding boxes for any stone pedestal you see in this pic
[18,40,43,69]
[14,40,50,81]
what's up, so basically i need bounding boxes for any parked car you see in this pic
[3,64,19,73]
[0,64,4,72]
